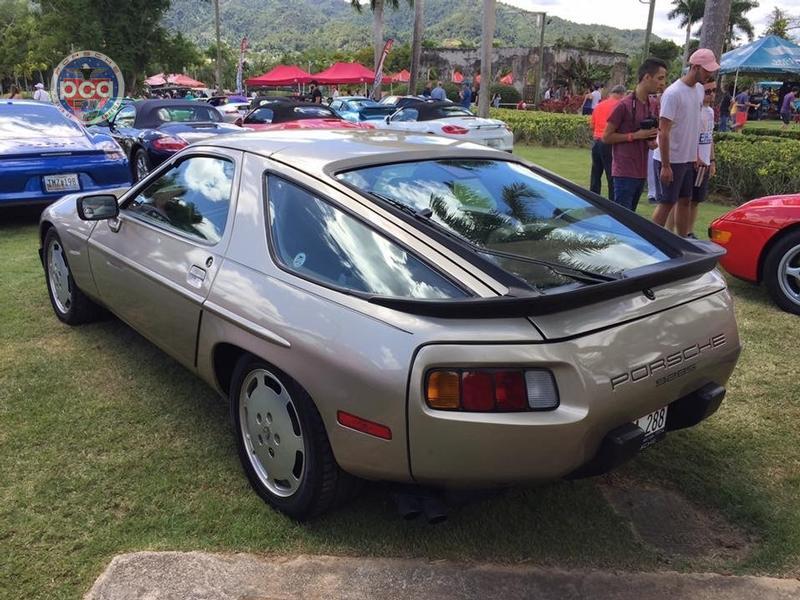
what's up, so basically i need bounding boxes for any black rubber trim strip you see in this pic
[368,246,724,318]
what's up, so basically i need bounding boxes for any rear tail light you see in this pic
[425,368,559,412]
[441,124,469,134]
[151,136,189,152]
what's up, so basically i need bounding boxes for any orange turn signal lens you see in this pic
[710,228,732,244]
[426,370,461,409]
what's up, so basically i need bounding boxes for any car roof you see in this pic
[198,129,511,176]
[130,99,219,128]
[404,101,470,120]
[249,102,340,122]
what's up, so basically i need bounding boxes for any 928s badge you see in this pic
[52,51,125,125]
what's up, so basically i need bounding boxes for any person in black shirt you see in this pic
[719,86,732,132]
[309,81,322,104]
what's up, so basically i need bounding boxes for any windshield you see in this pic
[337,160,670,291]
[155,106,222,124]
[0,104,84,139]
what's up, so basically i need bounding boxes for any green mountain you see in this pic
[164,0,657,57]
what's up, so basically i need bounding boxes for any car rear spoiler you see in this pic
[367,242,726,318]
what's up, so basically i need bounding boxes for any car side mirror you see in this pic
[77,194,119,221]
[385,115,391,124]
[235,117,243,127]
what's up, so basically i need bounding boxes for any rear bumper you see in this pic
[406,291,741,487]
[568,382,726,478]
[0,156,130,207]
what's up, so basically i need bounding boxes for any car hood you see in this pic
[738,194,800,210]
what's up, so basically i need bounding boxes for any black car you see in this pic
[248,96,296,111]
[94,100,243,181]
[235,102,346,128]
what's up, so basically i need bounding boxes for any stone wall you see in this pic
[420,46,628,97]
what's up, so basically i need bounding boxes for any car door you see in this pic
[87,149,242,369]
[386,107,420,132]
[107,104,138,157]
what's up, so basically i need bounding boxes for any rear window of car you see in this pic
[154,106,221,124]
[0,104,84,139]
[337,159,670,291]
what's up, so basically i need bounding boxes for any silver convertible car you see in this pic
[40,130,741,520]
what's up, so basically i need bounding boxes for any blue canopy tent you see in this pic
[719,36,800,94]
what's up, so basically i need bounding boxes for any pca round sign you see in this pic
[52,51,125,125]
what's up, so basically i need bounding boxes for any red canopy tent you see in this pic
[145,73,167,86]
[145,73,206,88]
[314,62,389,84]
[500,73,513,85]
[245,65,313,87]
[169,74,206,88]
[391,69,410,83]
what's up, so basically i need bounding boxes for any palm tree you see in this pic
[668,0,706,67]
[725,0,758,50]
[350,0,413,97]
[698,0,732,59]
[478,0,496,118]
[408,0,424,95]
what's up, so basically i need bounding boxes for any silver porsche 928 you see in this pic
[39,129,741,520]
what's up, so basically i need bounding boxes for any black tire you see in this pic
[763,230,800,315]
[132,148,151,183]
[229,355,359,520]
[43,228,104,325]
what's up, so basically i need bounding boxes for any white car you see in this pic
[378,101,513,152]
[216,102,251,124]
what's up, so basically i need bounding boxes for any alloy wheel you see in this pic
[777,243,800,307]
[47,238,72,314]
[238,369,305,497]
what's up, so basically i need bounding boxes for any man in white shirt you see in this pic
[590,84,602,109]
[652,48,719,237]
[33,83,51,103]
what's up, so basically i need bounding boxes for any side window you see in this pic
[330,101,342,111]
[393,108,418,122]
[126,156,235,244]
[114,106,135,127]
[267,176,466,299]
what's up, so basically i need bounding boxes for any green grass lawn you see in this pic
[2,151,799,598]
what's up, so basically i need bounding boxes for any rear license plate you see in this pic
[43,174,80,193]
[634,406,668,448]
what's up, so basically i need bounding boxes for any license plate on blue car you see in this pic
[43,174,80,193]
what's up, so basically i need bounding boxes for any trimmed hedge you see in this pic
[711,135,800,202]
[489,108,592,147]
[743,127,800,141]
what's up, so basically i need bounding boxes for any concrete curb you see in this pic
[84,552,800,600]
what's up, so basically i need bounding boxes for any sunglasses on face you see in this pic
[704,88,717,95]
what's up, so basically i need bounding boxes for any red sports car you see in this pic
[709,194,800,314]
[235,102,373,132]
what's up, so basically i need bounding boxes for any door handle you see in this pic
[187,265,206,288]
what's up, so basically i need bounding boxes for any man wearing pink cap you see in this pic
[652,48,720,237]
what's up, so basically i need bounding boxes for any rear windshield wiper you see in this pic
[368,192,620,285]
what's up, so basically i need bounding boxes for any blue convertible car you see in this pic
[329,96,396,123]
[0,101,131,208]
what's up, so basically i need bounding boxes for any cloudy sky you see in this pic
[499,0,795,45]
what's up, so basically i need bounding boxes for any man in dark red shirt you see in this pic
[602,58,668,211]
